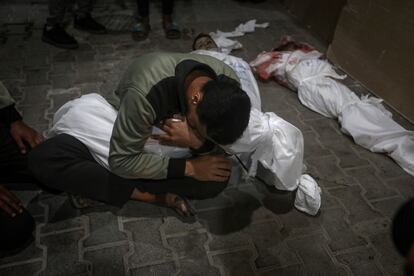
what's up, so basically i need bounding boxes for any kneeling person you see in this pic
[29,52,251,216]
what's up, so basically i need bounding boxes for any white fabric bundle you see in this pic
[251,50,414,176]
[49,51,321,215]
[48,93,117,169]
[48,93,190,169]
[210,19,269,54]
[226,109,321,215]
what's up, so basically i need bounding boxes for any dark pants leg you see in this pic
[28,134,135,207]
[0,123,35,253]
[0,123,35,184]
[137,0,174,17]
[137,0,150,17]
[28,134,227,206]
[75,0,94,18]
[47,0,67,25]
[47,0,93,25]
[161,0,174,16]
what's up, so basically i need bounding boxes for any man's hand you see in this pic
[0,185,23,217]
[185,154,231,182]
[10,120,44,154]
[152,118,204,149]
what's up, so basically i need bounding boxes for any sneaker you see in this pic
[42,24,79,49]
[74,13,107,34]
[131,22,151,41]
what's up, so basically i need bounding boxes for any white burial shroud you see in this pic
[49,51,321,216]
[250,50,414,177]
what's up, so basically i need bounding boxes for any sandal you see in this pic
[192,33,218,51]
[131,22,150,41]
[165,193,196,218]
[163,22,181,40]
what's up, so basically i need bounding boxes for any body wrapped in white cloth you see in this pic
[49,51,321,215]
[250,44,414,177]
[48,94,191,169]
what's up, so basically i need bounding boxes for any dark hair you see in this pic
[197,79,251,145]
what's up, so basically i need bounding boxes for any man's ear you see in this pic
[191,91,202,105]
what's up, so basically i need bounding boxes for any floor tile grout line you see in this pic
[39,226,85,237]
[0,258,43,269]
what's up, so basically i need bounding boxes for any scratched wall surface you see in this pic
[328,0,414,123]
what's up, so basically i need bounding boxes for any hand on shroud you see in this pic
[185,154,231,182]
[152,117,204,149]
[10,120,44,154]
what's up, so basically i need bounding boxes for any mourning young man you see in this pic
[0,82,43,254]
[29,52,251,216]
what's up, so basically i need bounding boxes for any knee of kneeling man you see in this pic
[27,148,43,174]
[27,145,51,179]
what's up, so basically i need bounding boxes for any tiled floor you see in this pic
[0,0,413,275]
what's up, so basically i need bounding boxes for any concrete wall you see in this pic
[281,0,346,45]
[327,0,414,123]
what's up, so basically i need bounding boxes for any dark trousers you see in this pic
[0,123,35,184]
[137,0,175,17]
[0,123,35,252]
[47,0,93,25]
[28,134,227,207]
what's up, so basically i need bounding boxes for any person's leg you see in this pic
[43,0,79,49]
[0,123,36,254]
[28,134,135,207]
[137,0,150,18]
[28,134,227,209]
[161,0,174,16]
[75,0,93,18]
[161,0,180,39]
[73,0,107,34]
[46,0,66,26]
[128,176,227,217]
[132,176,227,200]
[0,123,34,184]
[132,0,150,40]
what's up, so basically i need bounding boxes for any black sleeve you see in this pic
[0,104,22,126]
[167,158,186,178]
[191,140,215,155]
